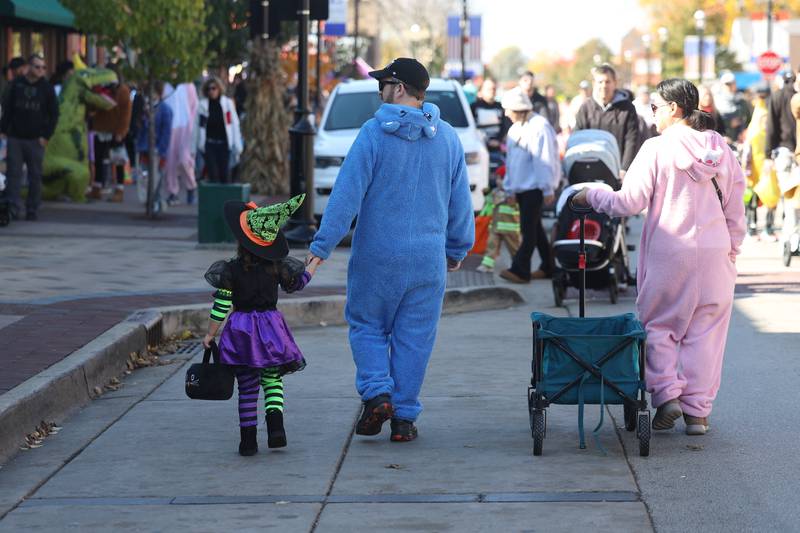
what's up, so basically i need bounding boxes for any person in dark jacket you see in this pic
[574,63,639,179]
[518,71,552,126]
[544,84,561,134]
[471,78,510,152]
[0,54,59,220]
[698,85,727,138]
[766,70,797,159]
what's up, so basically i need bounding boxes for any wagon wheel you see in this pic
[623,401,637,432]
[637,412,651,457]
[532,409,546,456]
[784,241,792,267]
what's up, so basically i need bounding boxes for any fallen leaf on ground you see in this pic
[385,464,404,470]
[686,444,704,451]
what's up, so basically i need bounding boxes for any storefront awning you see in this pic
[0,0,75,29]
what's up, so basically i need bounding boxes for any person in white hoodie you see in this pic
[498,88,560,284]
[195,76,242,183]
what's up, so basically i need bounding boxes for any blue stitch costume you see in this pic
[310,102,474,421]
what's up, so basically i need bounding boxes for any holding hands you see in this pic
[305,253,324,276]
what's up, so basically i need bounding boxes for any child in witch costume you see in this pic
[202,194,317,456]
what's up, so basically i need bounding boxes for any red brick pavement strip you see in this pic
[0,286,346,394]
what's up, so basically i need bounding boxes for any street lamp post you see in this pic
[658,26,668,81]
[409,24,421,59]
[285,0,318,244]
[694,9,706,84]
[642,34,652,89]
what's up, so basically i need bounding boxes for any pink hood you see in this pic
[667,124,730,183]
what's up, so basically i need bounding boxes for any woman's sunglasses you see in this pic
[651,102,670,114]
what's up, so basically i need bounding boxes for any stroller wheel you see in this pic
[609,276,618,304]
[637,412,651,457]
[623,401,637,432]
[532,409,546,456]
[552,278,565,307]
[784,241,792,267]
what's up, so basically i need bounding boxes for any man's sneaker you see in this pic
[499,269,529,284]
[530,269,551,280]
[109,187,124,203]
[652,399,682,430]
[355,394,393,436]
[684,414,710,436]
[390,418,418,442]
[86,186,103,200]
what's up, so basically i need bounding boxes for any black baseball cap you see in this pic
[369,58,430,92]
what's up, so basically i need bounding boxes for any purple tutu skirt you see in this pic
[218,310,306,375]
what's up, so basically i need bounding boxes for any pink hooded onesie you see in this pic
[587,124,746,417]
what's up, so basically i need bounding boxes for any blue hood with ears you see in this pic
[375,102,441,141]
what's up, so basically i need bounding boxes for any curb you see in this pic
[0,286,523,464]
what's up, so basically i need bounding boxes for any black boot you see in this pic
[239,426,258,456]
[266,410,287,448]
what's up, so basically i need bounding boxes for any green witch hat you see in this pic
[223,194,305,260]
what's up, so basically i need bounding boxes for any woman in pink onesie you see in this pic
[573,79,745,436]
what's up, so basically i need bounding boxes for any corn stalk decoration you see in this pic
[239,39,290,195]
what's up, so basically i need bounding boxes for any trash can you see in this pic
[198,182,251,243]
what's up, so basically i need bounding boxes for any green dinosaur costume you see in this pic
[42,67,118,202]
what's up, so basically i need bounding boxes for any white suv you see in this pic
[313,78,489,218]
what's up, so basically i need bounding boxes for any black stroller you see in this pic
[551,129,634,305]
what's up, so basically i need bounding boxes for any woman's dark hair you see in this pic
[656,78,714,132]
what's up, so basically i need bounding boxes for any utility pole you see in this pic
[460,0,468,84]
[353,0,360,62]
[315,19,322,112]
[767,0,773,49]
[285,0,317,244]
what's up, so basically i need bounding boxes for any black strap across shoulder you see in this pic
[711,176,724,210]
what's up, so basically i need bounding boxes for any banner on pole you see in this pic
[325,0,346,36]
[684,35,716,81]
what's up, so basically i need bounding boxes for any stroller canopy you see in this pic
[563,129,621,180]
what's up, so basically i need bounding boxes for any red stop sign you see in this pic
[757,51,783,75]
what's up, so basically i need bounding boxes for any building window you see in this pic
[12,32,22,57]
[31,33,44,56]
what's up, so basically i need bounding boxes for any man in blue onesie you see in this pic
[307,58,474,442]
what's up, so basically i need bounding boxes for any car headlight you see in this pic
[315,156,345,169]
[465,151,481,165]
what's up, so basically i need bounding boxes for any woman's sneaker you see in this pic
[355,394,393,435]
[652,399,682,430]
[390,418,418,442]
[684,415,710,436]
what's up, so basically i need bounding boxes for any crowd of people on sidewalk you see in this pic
[0,55,246,221]
[468,62,800,285]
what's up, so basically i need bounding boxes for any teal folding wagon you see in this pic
[528,312,650,456]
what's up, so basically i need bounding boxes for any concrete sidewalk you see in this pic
[0,303,651,532]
